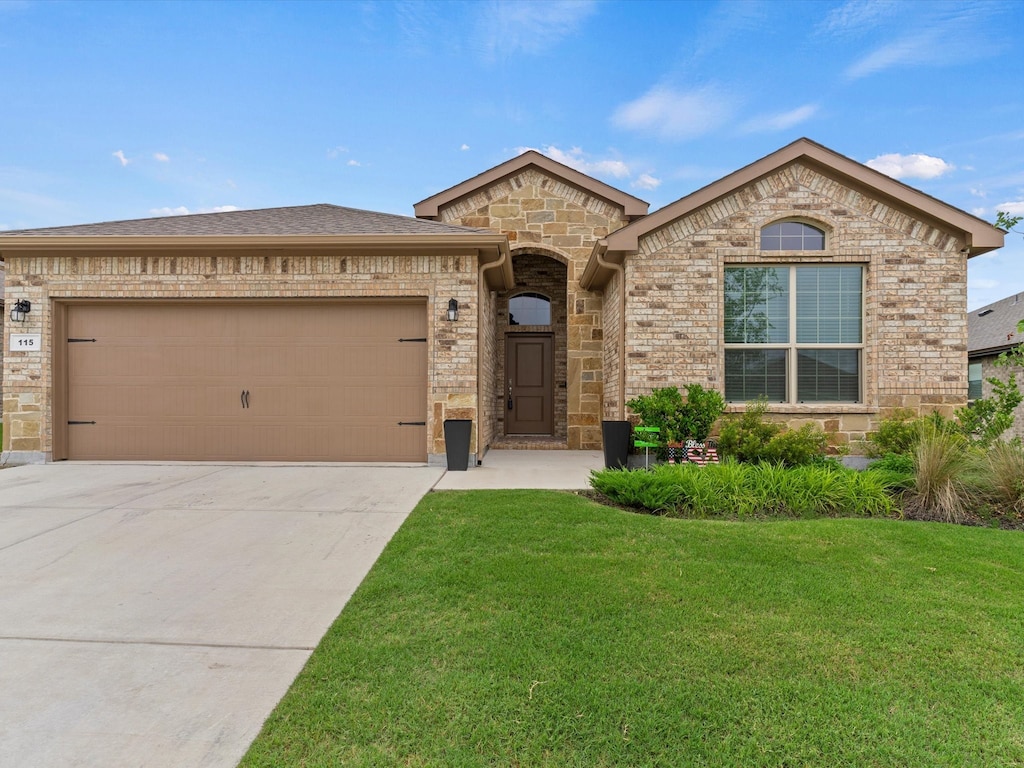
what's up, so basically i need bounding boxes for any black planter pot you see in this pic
[443,419,472,471]
[601,420,632,469]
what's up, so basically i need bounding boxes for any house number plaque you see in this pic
[9,334,42,352]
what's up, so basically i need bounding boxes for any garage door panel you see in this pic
[65,302,428,462]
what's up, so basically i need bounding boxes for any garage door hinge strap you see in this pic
[68,421,97,425]
[398,337,427,342]
[397,421,426,426]
[68,338,97,343]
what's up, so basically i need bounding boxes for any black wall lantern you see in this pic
[10,299,31,323]
[447,298,459,322]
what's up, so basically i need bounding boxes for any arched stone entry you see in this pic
[496,252,568,441]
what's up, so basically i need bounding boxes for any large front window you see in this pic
[724,265,863,403]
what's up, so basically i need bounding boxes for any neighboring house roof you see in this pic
[0,203,515,289]
[968,292,1024,357]
[581,138,1005,290]
[413,150,650,220]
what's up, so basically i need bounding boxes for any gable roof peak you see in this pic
[413,149,649,220]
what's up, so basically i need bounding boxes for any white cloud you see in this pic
[632,174,661,191]
[112,150,130,167]
[153,152,170,163]
[996,201,1024,217]
[149,205,241,217]
[818,0,899,36]
[970,188,988,198]
[865,152,955,180]
[739,104,819,134]
[611,85,736,140]
[150,206,189,217]
[347,159,362,167]
[519,145,630,178]
[974,278,1000,290]
[476,0,596,59]
[327,145,349,159]
[460,144,470,151]
[845,31,945,79]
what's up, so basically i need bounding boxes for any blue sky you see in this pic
[2,0,1022,309]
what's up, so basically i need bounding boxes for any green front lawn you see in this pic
[242,490,1024,767]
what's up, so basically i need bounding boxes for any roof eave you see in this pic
[580,240,628,292]
[0,233,509,251]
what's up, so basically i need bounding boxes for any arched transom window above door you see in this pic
[761,221,826,250]
[509,292,551,326]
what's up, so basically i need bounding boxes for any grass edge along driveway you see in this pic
[242,490,1024,768]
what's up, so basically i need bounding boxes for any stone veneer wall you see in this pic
[435,168,630,449]
[496,253,568,439]
[625,162,969,452]
[2,249,483,464]
[979,354,1024,441]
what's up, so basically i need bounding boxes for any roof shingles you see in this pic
[0,204,490,238]
[969,292,1024,355]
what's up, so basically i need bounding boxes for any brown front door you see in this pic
[505,334,554,435]
[61,301,427,462]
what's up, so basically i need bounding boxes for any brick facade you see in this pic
[615,162,970,450]
[2,249,484,464]
[434,168,630,449]
[2,141,999,464]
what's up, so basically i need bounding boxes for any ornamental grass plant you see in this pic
[981,439,1024,519]
[904,422,981,525]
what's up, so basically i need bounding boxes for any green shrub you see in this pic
[626,384,725,444]
[866,453,915,492]
[866,408,921,457]
[677,383,726,442]
[955,373,1022,448]
[590,460,895,519]
[716,399,828,467]
[717,399,782,459]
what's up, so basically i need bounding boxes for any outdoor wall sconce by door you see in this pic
[10,299,31,322]
[447,298,459,322]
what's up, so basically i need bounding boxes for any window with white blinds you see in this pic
[724,265,863,403]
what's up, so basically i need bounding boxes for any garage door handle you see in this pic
[68,420,96,425]
[241,390,250,409]
[397,421,426,426]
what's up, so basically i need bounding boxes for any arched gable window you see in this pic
[761,221,826,250]
[509,292,551,326]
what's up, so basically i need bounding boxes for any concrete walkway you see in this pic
[0,463,442,768]
[434,449,604,490]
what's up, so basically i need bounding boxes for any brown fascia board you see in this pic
[582,138,1005,290]
[0,233,516,290]
[413,150,650,220]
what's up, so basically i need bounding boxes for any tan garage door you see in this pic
[63,301,428,462]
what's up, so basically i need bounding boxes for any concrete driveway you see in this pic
[0,463,442,768]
